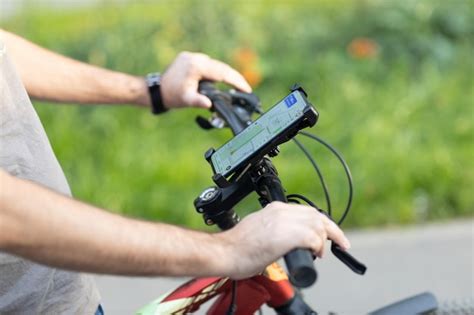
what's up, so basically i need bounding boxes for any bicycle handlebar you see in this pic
[198,81,248,134]
[256,169,318,288]
[197,81,317,288]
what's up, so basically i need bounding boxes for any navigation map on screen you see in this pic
[211,91,308,176]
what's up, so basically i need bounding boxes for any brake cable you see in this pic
[298,131,354,225]
[226,280,237,315]
[287,193,320,209]
[292,138,332,215]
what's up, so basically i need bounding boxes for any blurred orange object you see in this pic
[347,37,379,59]
[233,47,262,87]
[235,47,258,65]
[241,68,262,88]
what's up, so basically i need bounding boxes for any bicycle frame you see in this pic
[136,263,297,314]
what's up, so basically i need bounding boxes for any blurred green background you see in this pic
[2,0,473,229]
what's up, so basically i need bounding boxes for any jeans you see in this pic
[95,304,104,315]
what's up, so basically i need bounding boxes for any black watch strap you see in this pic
[146,73,168,115]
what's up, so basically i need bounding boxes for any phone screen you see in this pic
[211,91,308,176]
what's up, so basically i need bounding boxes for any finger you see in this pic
[313,220,328,258]
[323,216,351,250]
[307,233,324,258]
[315,234,326,258]
[289,204,351,251]
[202,58,252,93]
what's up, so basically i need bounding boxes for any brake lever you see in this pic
[317,209,366,275]
[331,242,367,275]
[196,116,213,130]
[196,115,226,130]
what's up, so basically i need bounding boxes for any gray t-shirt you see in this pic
[0,38,100,314]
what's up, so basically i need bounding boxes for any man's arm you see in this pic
[0,170,227,277]
[0,170,350,278]
[0,29,251,109]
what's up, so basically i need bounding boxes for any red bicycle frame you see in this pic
[137,263,296,314]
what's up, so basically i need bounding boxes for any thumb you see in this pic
[183,90,212,109]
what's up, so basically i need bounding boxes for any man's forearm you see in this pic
[0,171,229,277]
[0,29,151,107]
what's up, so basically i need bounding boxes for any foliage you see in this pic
[3,0,473,229]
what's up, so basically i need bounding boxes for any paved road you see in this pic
[94,219,473,314]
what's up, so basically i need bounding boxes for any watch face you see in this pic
[146,73,161,87]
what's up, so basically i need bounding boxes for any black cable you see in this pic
[287,198,301,204]
[292,138,332,216]
[226,280,237,315]
[299,131,354,225]
[287,193,320,209]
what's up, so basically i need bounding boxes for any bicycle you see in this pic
[135,82,451,315]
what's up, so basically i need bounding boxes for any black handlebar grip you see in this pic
[258,175,318,288]
[198,80,247,134]
[284,248,317,288]
[198,80,216,95]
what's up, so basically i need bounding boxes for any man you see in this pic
[0,29,350,314]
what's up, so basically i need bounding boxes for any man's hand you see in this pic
[216,201,351,279]
[160,51,252,109]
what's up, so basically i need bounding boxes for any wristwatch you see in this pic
[146,72,168,115]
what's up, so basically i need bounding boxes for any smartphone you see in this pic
[208,89,318,177]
